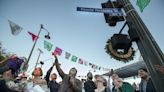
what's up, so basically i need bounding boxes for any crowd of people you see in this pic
[0,54,157,92]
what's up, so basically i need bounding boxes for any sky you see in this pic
[0,0,164,82]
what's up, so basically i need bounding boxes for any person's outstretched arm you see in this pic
[45,65,53,85]
[55,56,65,79]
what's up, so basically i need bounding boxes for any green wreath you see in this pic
[105,39,135,63]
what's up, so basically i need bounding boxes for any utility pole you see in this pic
[117,0,164,91]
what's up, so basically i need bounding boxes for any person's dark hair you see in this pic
[32,67,43,76]
[87,72,93,80]
[52,73,57,77]
[71,67,77,72]
[139,68,147,72]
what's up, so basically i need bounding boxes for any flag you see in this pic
[136,0,150,12]
[78,58,83,64]
[89,63,92,66]
[28,31,38,41]
[71,55,78,62]
[98,67,101,70]
[91,64,96,69]
[95,66,98,70]
[44,40,53,51]
[8,20,23,35]
[83,61,88,66]
[65,52,71,59]
[54,47,63,56]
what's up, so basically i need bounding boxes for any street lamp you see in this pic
[39,58,53,68]
[34,48,43,69]
[45,32,50,39]
[42,25,51,39]
[26,24,51,71]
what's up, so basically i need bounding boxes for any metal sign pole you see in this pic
[118,0,164,91]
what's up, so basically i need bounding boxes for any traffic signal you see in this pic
[111,34,132,53]
[101,1,125,26]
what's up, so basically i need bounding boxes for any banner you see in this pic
[54,47,63,56]
[98,67,101,70]
[83,61,88,66]
[65,52,71,60]
[78,58,84,64]
[71,55,78,62]
[44,40,53,51]
[136,0,150,12]
[8,20,23,36]
[28,31,38,41]
[52,46,110,71]
[89,63,92,66]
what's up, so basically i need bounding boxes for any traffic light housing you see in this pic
[111,34,132,53]
[101,1,125,26]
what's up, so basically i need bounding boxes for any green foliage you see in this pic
[0,55,5,61]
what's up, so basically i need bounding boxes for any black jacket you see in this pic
[84,80,97,92]
[48,80,60,92]
[45,66,60,92]
[139,78,156,92]
[45,66,53,84]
